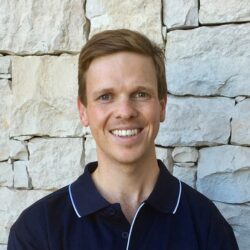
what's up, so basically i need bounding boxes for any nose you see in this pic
[114,98,138,119]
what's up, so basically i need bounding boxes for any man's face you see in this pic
[78,52,166,165]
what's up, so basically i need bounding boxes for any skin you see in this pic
[78,51,166,223]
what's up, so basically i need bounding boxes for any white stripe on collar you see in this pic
[68,184,82,218]
[173,180,182,214]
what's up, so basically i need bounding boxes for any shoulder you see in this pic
[15,185,69,225]
[180,182,227,223]
[179,182,238,249]
[8,186,70,249]
[181,181,216,211]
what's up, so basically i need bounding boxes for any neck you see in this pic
[91,155,160,223]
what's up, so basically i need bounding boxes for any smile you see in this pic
[111,129,140,137]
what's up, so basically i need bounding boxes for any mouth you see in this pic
[110,128,142,137]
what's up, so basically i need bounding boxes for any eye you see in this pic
[98,93,112,101]
[134,91,150,99]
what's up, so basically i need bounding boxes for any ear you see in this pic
[159,95,167,122]
[77,97,89,127]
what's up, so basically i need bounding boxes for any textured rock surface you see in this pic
[173,165,196,188]
[11,55,85,137]
[12,135,33,141]
[0,187,50,244]
[14,161,29,189]
[0,79,12,161]
[155,147,173,173]
[0,141,9,162]
[172,147,198,162]
[163,0,198,29]
[235,96,246,104]
[0,75,11,80]
[231,99,250,145]
[86,0,163,46]
[197,145,250,203]
[155,95,234,146]
[85,136,97,165]
[0,56,11,74]
[215,202,250,250]
[10,140,28,160]
[174,162,195,168]
[28,138,84,189]
[167,24,250,97]
[0,162,13,187]
[200,0,250,24]
[0,0,87,54]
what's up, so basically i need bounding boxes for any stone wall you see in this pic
[0,0,250,249]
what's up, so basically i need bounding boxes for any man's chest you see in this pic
[48,207,203,250]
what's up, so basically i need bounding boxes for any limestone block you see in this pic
[235,96,246,104]
[173,165,196,188]
[162,26,167,41]
[0,140,9,162]
[0,0,87,54]
[214,202,250,250]
[0,162,13,187]
[155,147,173,173]
[167,24,250,97]
[163,0,198,29]
[86,0,163,46]
[10,140,28,160]
[28,138,84,189]
[10,55,86,137]
[197,145,250,203]
[0,56,11,74]
[13,161,29,189]
[200,0,250,24]
[0,187,50,244]
[231,99,250,145]
[12,135,33,141]
[155,95,234,146]
[0,74,11,79]
[0,79,12,161]
[85,135,97,165]
[172,147,198,163]
[174,162,195,168]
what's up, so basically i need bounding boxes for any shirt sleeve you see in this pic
[7,205,49,250]
[206,204,239,250]
[7,228,36,250]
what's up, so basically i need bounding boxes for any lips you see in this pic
[111,129,141,137]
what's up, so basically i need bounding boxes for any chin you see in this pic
[112,151,148,165]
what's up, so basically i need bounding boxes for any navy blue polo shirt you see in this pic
[8,160,238,250]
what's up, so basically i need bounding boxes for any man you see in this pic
[8,29,239,249]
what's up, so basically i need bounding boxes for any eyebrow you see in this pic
[134,86,155,92]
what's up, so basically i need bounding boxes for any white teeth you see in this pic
[112,129,139,137]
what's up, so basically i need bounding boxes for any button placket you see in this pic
[122,231,129,239]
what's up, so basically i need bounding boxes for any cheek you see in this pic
[87,106,111,127]
[143,102,163,122]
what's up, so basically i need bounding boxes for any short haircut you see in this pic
[78,29,167,105]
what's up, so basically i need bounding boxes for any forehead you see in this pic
[85,52,157,90]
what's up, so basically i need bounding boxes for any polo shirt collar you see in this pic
[68,160,182,218]
[145,160,182,214]
[69,162,110,218]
